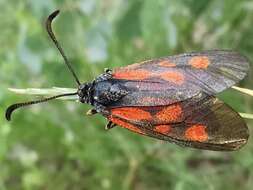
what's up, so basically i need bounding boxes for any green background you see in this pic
[1,0,253,189]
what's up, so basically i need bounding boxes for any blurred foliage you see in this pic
[1,0,253,189]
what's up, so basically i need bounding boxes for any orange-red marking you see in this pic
[154,125,171,135]
[159,71,184,85]
[155,104,182,123]
[108,117,145,135]
[159,60,176,67]
[185,124,208,142]
[111,107,152,121]
[189,56,210,69]
[113,69,152,80]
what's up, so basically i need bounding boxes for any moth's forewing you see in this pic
[110,50,249,107]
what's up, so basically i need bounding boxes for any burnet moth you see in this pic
[6,10,250,151]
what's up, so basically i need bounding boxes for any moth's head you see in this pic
[77,83,92,103]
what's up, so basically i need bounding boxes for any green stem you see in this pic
[232,86,253,97]
[8,87,77,100]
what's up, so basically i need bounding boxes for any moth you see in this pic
[6,10,250,151]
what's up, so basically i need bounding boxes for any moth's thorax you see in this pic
[78,76,128,106]
[92,80,128,105]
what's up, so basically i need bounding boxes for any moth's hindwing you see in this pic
[107,93,249,151]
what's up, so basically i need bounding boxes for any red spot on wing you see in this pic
[111,107,152,121]
[159,71,184,85]
[113,69,152,80]
[154,125,171,135]
[155,104,182,123]
[108,116,145,135]
[185,124,208,142]
[189,56,210,69]
[159,60,176,67]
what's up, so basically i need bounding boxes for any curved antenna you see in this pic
[5,92,78,121]
[46,10,81,86]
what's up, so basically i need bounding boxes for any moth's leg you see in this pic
[94,103,109,115]
[86,109,97,116]
[93,103,115,129]
[105,121,117,130]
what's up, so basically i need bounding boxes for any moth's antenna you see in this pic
[5,11,82,121]
[5,92,78,121]
[46,10,81,86]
